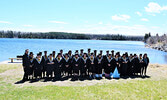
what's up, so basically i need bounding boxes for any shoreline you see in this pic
[145,44,167,52]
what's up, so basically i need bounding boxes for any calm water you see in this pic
[0,38,167,64]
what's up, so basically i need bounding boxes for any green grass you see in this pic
[0,64,167,100]
[0,64,20,73]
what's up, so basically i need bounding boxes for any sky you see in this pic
[0,0,167,36]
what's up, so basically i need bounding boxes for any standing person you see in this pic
[100,50,103,55]
[121,54,128,76]
[52,51,56,59]
[143,53,149,76]
[94,50,97,58]
[22,49,30,82]
[111,50,114,58]
[68,50,73,59]
[96,54,104,79]
[60,49,64,57]
[63,53,72,77]
[115,54,121,74]
[42,51,48,78]
[80,49,84,57]
[139,54,144,76]
[45,54,54,81]
[128,54,134,76]
[104,54,116,79]
[72,53,80,80]
[132,54,139,75]
[29,52,34,80]
[87,48,91,57]
[54,53,63,81]
[80,53,88,78]
[88,53,97,79]
[33,54,43,81]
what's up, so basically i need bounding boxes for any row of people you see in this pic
[22,49,149,81]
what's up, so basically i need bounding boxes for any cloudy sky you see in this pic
[0,0,167,36]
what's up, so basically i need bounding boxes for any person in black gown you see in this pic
[22,49,30,81]
[33,53,43,81]
[104,54,116,79]
[80,53,88,77]
[121,54,128,76]
[45,54,54,81]
[139,54,144,76]
[29,52,34,80]
[72,53,80,79]
[42,51,48,78]
[132,54,139,75]
[54,53,63,80]
[63,53,72,77]
[95,54,104,79]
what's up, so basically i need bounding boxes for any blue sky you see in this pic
[0,0,167,36]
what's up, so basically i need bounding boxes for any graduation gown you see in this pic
[104,57,116,74]
[88,57,97,73]
[139,58,144,73]
[132,57,139,74]
[115,57,121,74]
[80,57,88,74]
[33,58,43,77]
[29,57,34,75]
[62,57,72,74]
[72,57,80,74]
[45,58,54,76]
[96,57,104,74]
[42,55,48,72]
[54,57,63,77]
[120,58,128,76]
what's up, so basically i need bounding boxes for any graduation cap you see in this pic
[52,51,56,53]
[39,52,42,55]
[37,53,40,56]
[111,50,114,53]
[44,51,47,53]
[94,50,97,52]
[80,49,84,51]
[60,49,63,51]
[106,50,109,52]
[30,52,34,55]
[91,53,94,55]
[88,48,91,51]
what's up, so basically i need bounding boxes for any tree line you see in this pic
[0,30,144,41]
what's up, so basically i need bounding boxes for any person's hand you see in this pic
[108,64,111,66]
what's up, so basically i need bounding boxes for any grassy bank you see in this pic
[0,64,167,100]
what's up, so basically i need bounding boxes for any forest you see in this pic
[0,30,144,41]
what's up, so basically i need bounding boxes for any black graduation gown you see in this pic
[72,57,80,74]
[115,57,121,74]
[87,57,97,73]
[132,57,139,74]
[45,58,54,76]
[128,57,134,75]
[96,57,104,74]
[29,57,34,75]
[104,58,116,74]
[80,57,88,74]
[33,58,43,77]
[62,57,72,74]
[121,58,128,76]
[42,55,48,72]
[22,53,31,77]
[54,58,63,78]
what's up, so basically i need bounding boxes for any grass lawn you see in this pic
[0,64,167,100]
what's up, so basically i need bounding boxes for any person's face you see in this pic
[58,55,61,58]
[108,55,111,58]
[37,55,40,59]
[116,55,118,58]
[26,50,29,54]
[44,52,47,55]
[60,50,63,54]
[84,54,86,58]
[75,55,78,58]
[99,55,101,58]
[65,55,68,58]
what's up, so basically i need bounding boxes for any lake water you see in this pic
[0,38,167,64]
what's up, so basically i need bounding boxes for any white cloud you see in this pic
[141,18,149,21]
[48,21,68,24]
[98,22,103,24]
[135,12,142,16]
[23,25,33,27]
[111,14,130,22]
[0,21,12,24]
[145,2,167,13]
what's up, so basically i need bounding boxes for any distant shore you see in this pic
[145,43,167,52]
